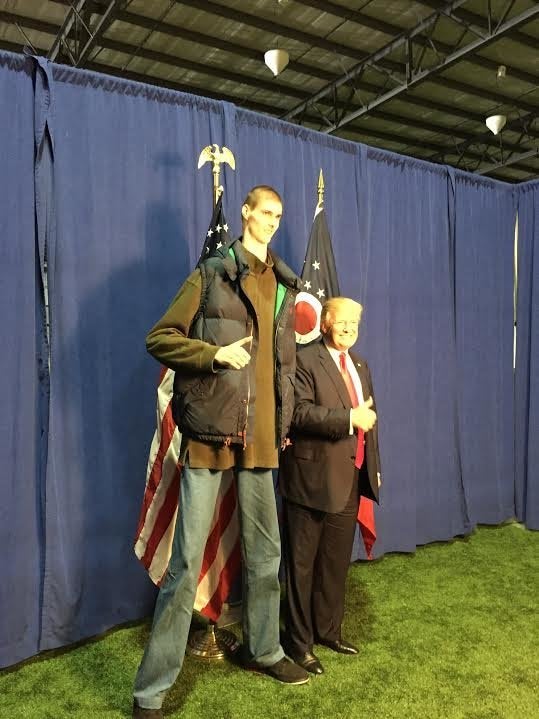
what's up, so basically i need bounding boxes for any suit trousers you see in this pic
[134,463,284,710]
[283,479,359,655]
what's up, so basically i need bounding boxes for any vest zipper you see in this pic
[242,332,253,448]
[274,291,291,438]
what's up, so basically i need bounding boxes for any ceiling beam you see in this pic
[367,110,530,155]
[293,0,539,87]
[47,0,125,66]
[1,15,536,179]
[283,3,539,131]
[98,37,307,98]
[48,2,539,109]
[49,0,338,82]
[432,76,539,115]
[81,38,539,152]
[174,0,536,96]
[341,123,538,175]
[427,113,539,163]
[115,8,336,82]
[0,11,307,98]
[173,0,371,61]
[416,0,539,51]
[48,0,88,62]
[2,8,538,147]
[76,0,124,66]
[0,37,285,114]
[297,0,538,53]
[51,0,539,90]
[0,36,535,181]
[477,148,539,176]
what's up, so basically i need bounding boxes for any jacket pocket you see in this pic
[293,446,315,461]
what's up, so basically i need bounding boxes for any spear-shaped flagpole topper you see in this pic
[317,168,325,209]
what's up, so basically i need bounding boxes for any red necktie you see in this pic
[339,352,364,468]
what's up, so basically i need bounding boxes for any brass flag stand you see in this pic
[187,144,240,660]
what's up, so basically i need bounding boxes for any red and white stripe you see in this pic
[134,367,241,621]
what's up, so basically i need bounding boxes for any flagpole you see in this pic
[187,144,240,661]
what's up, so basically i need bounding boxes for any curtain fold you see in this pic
[515,180,539,530]
[355,150,469,556]
[0,52,44,668]
[452,172,517,526]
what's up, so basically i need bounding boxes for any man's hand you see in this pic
[351,396,377,432]
[214,336,252,369]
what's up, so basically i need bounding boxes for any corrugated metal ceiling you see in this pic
[0,0,537,181]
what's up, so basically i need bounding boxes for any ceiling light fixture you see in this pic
[264,0,289,76]
[485,114,507,135]
[264,48,289,76]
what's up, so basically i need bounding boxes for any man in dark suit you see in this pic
[279,296,381,676]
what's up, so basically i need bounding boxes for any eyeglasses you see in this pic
[332,320,359,329]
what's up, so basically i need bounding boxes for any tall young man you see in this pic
[133,186,308,719]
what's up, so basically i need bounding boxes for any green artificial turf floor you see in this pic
[1,524,537,719]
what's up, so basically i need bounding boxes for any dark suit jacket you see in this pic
[279,340,381,514]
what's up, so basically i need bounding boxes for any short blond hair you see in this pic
[320,297,363,333]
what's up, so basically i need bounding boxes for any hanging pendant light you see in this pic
[264,49,289,76]
[485,114,507,135]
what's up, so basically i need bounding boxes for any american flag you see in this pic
[134,196,241,620]
[295,201,377,559]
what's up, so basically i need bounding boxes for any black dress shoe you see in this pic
[290,650,324,675]
[317,638,359,655]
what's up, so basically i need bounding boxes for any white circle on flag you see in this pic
[295,291,322,344]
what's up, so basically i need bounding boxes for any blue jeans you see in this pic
[133,464,284,709]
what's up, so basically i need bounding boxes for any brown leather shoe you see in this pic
[133,700,163,718]
[247,656,310,684]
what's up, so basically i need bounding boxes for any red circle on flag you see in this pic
[295,292,322,344]
[295,301,318,335]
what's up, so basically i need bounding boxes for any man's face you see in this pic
[322,305,361,352]
[242,194,283,246]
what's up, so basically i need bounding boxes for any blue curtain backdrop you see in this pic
[39,63,238,653]
[354,150,469,556]
[515,181,539,530]
[0,49,534,668]
[225,109,362,277]
[0,53,45,668]
[451,173,517,526]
